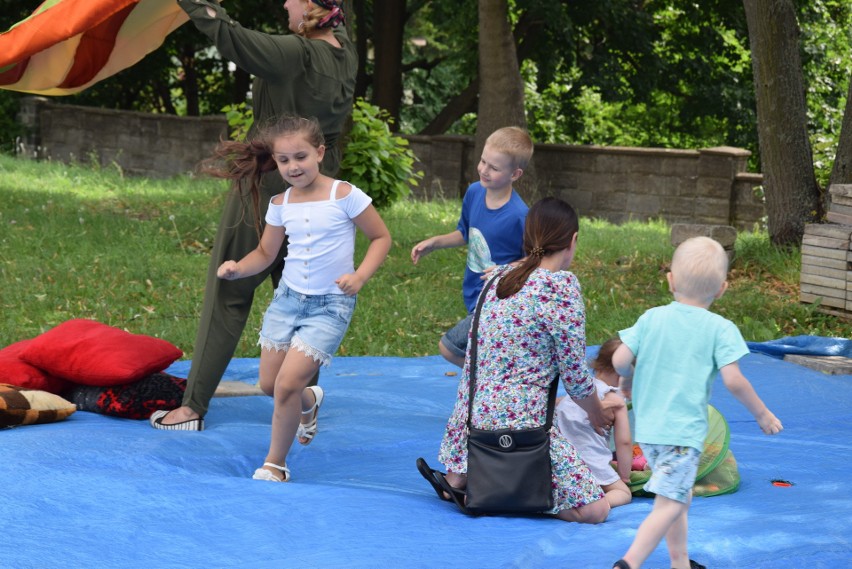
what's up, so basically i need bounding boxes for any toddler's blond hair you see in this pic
[670,236,728,302]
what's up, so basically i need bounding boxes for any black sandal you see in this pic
[416,458,466,504]
[416,458,449,501]
[613,561,631,569]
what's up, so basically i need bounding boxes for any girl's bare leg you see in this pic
[256,348,321,480]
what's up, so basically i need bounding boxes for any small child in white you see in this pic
[611,236,783,569]
[555,337,632,508]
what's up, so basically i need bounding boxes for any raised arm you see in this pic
[177,0,307,79]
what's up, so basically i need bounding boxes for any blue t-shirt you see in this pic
[619,301,749,451]
[456,182,528,312]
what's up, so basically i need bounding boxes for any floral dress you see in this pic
[438,267,605,514]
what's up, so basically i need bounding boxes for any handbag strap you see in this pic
[466,274,559,431]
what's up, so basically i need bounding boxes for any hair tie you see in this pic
[311,0,346,28]
[531,246,545,258]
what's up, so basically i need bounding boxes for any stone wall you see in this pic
[16,97,764,228]
[17,97,227,178]
[404,135,765,230]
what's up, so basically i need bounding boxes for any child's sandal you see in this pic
[252,462,290,482]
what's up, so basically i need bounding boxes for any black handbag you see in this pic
[460,275,559,516]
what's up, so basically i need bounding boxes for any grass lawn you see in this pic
[1,154,850,360]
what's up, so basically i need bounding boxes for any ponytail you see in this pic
[199,139,278,239]
[495,197,579,299]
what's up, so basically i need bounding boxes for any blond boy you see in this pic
[611,236,782,569]
[411,127,533,366]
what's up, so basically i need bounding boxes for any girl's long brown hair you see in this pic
[496,197,579,299]
[199,115,325,238]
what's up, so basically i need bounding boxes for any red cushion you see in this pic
[0,340,69,394]
[20,319,183,386]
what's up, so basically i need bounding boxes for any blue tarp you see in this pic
[1,351,850,568]
[747,335,852,359]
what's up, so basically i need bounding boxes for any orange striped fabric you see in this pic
[0,0,188,95]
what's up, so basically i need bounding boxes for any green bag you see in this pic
[627,404,741,497]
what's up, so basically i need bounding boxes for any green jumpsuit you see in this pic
[177,0,357,416]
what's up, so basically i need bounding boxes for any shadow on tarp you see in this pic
[1,350,849,568]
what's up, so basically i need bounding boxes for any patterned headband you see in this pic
[311,0,346,28]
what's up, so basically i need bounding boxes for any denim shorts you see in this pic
[258,283,356,367]
[640,443,701,503]
[440,313,474,358]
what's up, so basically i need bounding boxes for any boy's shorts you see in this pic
[258,283,356,367]
[640,443,701,503]
[440,313,474,359]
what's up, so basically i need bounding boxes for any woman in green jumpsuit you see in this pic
[151,0,357,431]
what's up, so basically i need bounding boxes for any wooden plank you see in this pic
[813,304,852,320]
[802,244,848,261]
[829,183,852,198]
[800,273,846,290]
[800,282,846,299]
[800,290,847,308]
[829,202,852,217]
[802,234,849,250]
[800,262,847,281]
[827,211,852,225]
[804,223,852,240]
[801,254,848,271]
[213,381,264,397]
[783,354,852,375]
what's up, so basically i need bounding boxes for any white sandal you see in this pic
[296,385,324,445]
[252,462,290,482]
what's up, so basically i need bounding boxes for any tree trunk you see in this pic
[743,0,823,246]
[829,77,852,189]
[371,0,406,129]
[474,0,538,203]
[351,0,370,100]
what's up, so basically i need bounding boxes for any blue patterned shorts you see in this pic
[640,443,701,503]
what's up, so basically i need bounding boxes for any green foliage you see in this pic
[799,0,852,188]
[339,99,423,209]
[222,102,254,141]
[3,156,851,358]
[0,92,24,155]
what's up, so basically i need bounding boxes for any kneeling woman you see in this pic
[420,197,614,523]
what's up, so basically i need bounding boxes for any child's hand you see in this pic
[756,410,783,435]
[335,273,365,296]
[217,261,240,280]
[411,238,436,264]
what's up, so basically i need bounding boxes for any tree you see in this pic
[473,0,538,201]
[743,0,824,246]
[370,0,406,130]
[830,78,852,186]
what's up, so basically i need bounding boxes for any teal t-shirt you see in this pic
[619,301,749,451]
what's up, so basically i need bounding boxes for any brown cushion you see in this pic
[0,383,76,427]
